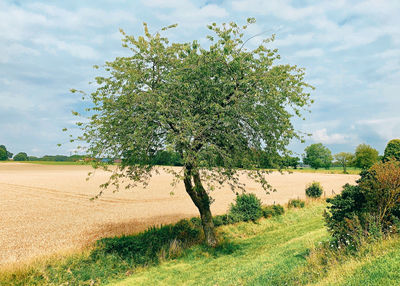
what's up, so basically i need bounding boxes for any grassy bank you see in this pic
[110,201,328,286]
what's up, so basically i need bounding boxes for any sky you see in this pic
[1,0,399,157]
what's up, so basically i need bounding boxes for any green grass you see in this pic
[0,160,88,165]
[110,202,328,286]
[301,237,400,286]
[341,243,400,285]
[22,161,90,165]
[290,167,361,175]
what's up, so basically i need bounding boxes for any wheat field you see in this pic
[0,163,358,266]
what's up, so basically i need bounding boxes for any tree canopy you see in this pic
[72,19,313,246]
[303,143,332,169]
[0,145,12,160]
[13,152,29,161]
[334,152,354,173]
[0,147,7,161]
[383,139,400,162]
[354,143,379,169]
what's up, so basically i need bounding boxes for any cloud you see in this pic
[356,117,400,141]
[231,0,316,21]
[274,33,315,47]
[143,1,228,28]
[311,128,351,144]
[294,48,324,58]
[1,0,400,157]
[33,37,100,60]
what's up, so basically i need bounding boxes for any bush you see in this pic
[288,199,305,209]
[305,182,323,198]
[93,219,201,265]
[229,193,263,222]
[262,204,285,218]
[212,214,230,227]
[325,161,400,249]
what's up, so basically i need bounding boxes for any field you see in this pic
[0,163,358,267]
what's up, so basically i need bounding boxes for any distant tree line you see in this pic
[1,139,399,171]
[302,139,400,173]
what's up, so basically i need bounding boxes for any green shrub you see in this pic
[190,217,202,228]
[262,204,285,218]
[273,204,285,215]
[325,161,400,249]
[305,182,323,198]
[229,193,263,222]
[213,214,230,227]
[288,199,305,208]
[92,219,201,265]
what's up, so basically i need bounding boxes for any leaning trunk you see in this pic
[183,166,218,247]
[199,202,218,247]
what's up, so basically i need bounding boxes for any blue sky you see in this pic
[1,0,399,157]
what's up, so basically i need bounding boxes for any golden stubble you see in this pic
[0,163,358,266]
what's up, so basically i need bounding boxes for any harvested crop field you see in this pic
[0,163,358,266]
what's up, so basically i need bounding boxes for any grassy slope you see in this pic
[111,202,400,286]
[111,202,328,286]
[311,237,400,286]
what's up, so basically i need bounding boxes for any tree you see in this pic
[72,19,312,246]
[334,152,354,173]
[383,139,400,162]
[361,159,400,223]
[13,152,28,161]
[0,145,12,159]
[303,143,332,169]
[354,143,379,169]
[280,155,300,169]
[0,147,6,161]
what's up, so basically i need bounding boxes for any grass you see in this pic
[298,236,400,286]
[22,161,89,165]
[290,167,361,175]
[110,201,328,286]
[0,160,88,165]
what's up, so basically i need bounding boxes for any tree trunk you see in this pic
[183,166,218,247]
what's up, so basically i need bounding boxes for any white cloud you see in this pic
[33,37,100,60]
[232,0,316,21]
[144,1,228,27]
[312,128,351,144]
[356,117,400,141]
[294,48,324,58]
[274,33,315,47]
[0,44,40,64]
